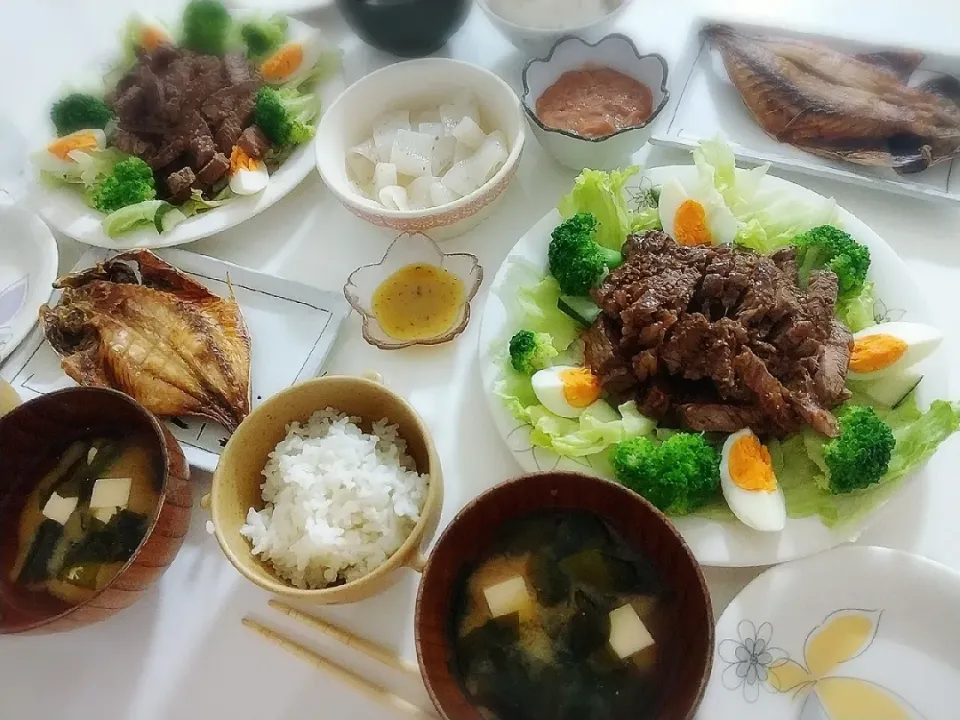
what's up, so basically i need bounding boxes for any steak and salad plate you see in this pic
[480,138,959,567]
[30,3,343,249]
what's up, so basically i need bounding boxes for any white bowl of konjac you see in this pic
[521,34,670,171]
[315,58,525,240]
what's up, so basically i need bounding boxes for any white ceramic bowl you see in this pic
[315,58,525,240]
[477,0,636,56]
[521,34,670,171]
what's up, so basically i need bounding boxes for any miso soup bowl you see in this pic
[0,387,192,634]
[415,471,713,720]
[210,375,443,604]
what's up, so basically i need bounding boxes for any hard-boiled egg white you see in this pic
[720,429,785,532]
[260,34,323,86]
[848,321,944,380]
[658,176,738,247]
[229,146,269,196]
[531,366,601,418]
[33,129,106,173]
[130,13,173,51]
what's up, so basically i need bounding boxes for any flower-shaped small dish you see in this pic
[521,34,670,171]
[344,233,483,350]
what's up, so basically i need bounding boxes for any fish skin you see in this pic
[39,250,251,431]
[703,25,960,173]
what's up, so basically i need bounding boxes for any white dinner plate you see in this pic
[226,0,335,12]
[31,15,344,250]
[1,248,349,470]
[477,164,949,567]
[0,205,58,363]
[701,545,960,719]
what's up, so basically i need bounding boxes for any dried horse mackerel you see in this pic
[39,249,251,431]
[705,24,960,173]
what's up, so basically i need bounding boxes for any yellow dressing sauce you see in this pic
[372,263,464,341]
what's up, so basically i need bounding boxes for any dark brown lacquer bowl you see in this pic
[0,387,192,634]
[415,471,714,720]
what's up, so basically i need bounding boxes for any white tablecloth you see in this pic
[2,1,959,718]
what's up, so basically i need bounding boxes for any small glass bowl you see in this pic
[343,233,483,350]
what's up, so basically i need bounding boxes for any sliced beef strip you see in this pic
[200,81,259,125]
[149,133,190,169]
[113,85,146,123]
[771,247,798,283]
[814,322,854,407]
[224,53,259,85]
[676,403,767,434]
[804,270,839,328]
[237,126,271,160]
[789,391,840,438]
[733,348,799,434]
[113,129,156,160]
[190,133,217,169]
[165,167,196,204]
[582,317,637,396]
[197,152,231,186]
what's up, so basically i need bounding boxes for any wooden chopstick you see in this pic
[268,599,420,677]
[242,618,434,719]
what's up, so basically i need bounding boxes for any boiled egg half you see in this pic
[658,176,738,247]
[229,146,269,196]
[720,429,785,532]
[128,13,173,51]
[531,366,601,418]
[33,129,106,173]
[260,34,325,86]
[847,321,943,380]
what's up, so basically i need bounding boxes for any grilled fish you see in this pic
[704,25,960,173]
[39,250,251,431]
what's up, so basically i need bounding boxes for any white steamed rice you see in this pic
[240,409,429,589]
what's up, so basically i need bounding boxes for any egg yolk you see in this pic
[140,25,168,51]
[261,44,304,82]
[849,334,908,373]
[673,200,713,246]
[47,132,99,160]
[729,434,777,492]
[230,145,259,174]
[559,368,601,408]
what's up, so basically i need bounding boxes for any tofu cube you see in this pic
[42,492,79,525]
[94,506,118,524]
[483,575,532,619]
[90,477,132,510]
[608,604,655,659]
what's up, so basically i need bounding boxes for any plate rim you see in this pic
[476,163,946,568]
[0,204,58,364]
[29,14,344,250]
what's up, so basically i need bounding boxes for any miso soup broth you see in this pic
[452,511,675,720]
[9,432,162,606]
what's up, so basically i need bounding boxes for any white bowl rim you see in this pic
[476,0,636,35]
[521,33,671,143]
[316,57,525,220]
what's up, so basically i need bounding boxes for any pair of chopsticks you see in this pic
[243,600,434,718]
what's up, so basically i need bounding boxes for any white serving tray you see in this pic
[650,19,960,204]
[0,248,349,471]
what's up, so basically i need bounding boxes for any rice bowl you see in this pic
[241,409,430,589]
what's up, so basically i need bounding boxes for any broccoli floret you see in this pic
[508,330,558,375]
[823,406,895,494]
[254,86,317,146]
[50,94,114,137]
[181,0,232,56]
[89,157,156,214]
[611,433,720,515]
[548,212,623,296]
[239,14,288,59]
[793,224,871,300]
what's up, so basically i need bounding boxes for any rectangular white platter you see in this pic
[0,248,349,472]
[650,19,960,204]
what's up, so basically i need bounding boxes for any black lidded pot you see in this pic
[335,0,472,58]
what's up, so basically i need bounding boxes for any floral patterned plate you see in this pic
[0,205,57,364]
[702,545,960,719]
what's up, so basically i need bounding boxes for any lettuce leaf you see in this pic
[693,137,840,254]
[835,280,877,332]
[558,167,642,250]
[766,392,960,527]
[510,274,580,351]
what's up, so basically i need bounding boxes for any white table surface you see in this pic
[2,1,960,718]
